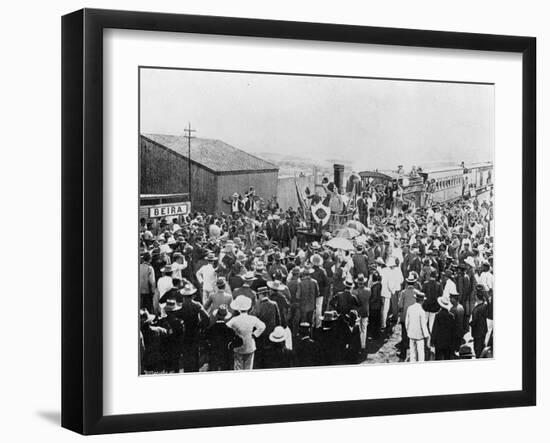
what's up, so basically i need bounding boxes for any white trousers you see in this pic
[486,319,494,346]
[360,316,369,349]
[409,339,425,362]
[315,296,324,328]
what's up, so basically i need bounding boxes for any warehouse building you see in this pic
[140,134,279,214]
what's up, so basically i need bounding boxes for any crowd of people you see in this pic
[139,182,494,374]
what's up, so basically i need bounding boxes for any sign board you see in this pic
[148,202,191,218]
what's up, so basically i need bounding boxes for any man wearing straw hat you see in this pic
[405,291,430,362]
[204,305,236,371]
[263,326,294,369]
[177,284,209,372]
[233,271,258,310]
[430,293,457,361]
[196,252,218,305]
[297,264,319,327]
[352,274,371,353]
[397,272,421,359]
[227,295,266,370]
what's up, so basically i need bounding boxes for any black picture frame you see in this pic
[62,8,536,435]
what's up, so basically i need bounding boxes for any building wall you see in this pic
[140,136,218,214]
[277,174,316,211]
[216,171,278,213]
[141,136,188,195]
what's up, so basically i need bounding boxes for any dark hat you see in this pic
[346,310,359,324]
[321,310,339,322]
[216,278,226,289]
[458,344,474,359]
[214,304,232,321]
[415,291,426,300]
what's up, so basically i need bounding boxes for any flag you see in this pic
[311,199,331,225]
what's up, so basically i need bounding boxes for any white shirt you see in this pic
[171,260,187,280]
[196,263,217,292]
[443,279,457,299]
[479,271,494,292]
[157,276,173,297]
[380,266,403,299]
[405,303,430,340]
[227,313,266,354]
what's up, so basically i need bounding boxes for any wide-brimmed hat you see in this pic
[216,277,226,289]
[205,252,217,261]
[180,283,197,296]
[255,261,265,271]
[355,273,366,284]
[406,272,418,284]
[343,278,354,289]
[311,254,323,267]
[230,295,252,312]
[375,257,385,266]
[302,264,315,275]
[232,192,239,198]
[437,294,452,310]
[243,271,256,282]
[253,247,265,257]
[269,326,287,343]
[310,241,321,250]
[214,304,232,321]
[291,266,301,275]
[267,280,285,291]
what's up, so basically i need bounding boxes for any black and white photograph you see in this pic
[138,67,495,374]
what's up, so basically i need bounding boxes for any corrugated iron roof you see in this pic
[142,133,278,173]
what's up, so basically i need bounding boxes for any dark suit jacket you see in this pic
[295,336,323,367]
[422,279,443,313]
[431,309,456,350]
[470,302,489,338]
[252,298,281,338]
[331,290,359,315]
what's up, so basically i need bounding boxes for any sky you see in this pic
[140,68,494,171]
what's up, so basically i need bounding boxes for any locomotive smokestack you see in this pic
[333,164,344,194]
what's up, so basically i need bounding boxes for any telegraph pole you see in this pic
[183,122,196,202]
